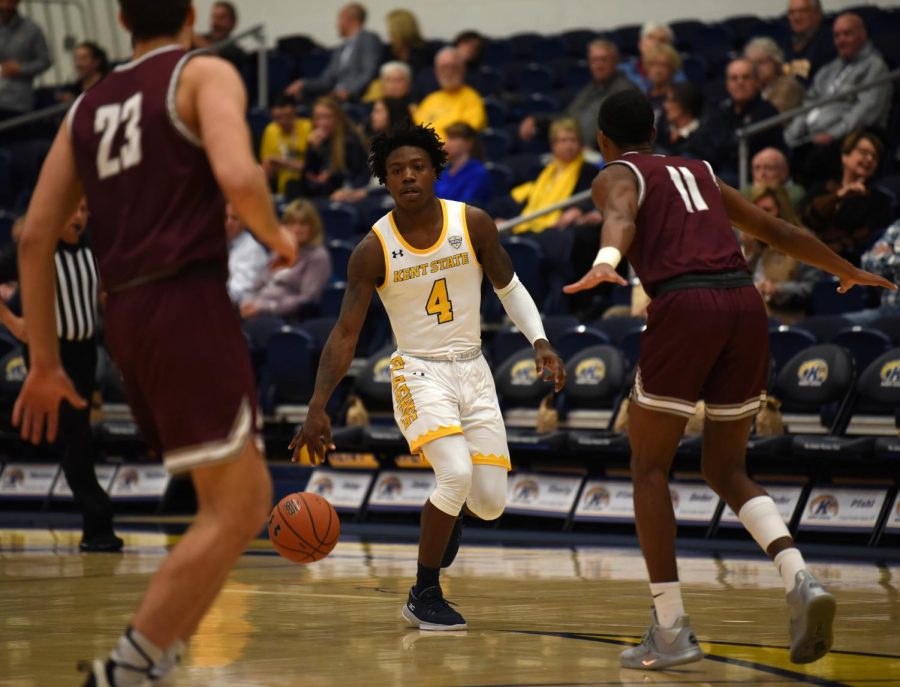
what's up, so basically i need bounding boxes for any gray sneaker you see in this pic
[787,570,836,664]
[619,610,703,670]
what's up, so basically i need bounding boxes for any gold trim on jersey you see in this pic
[409,423,463,453]
[460,202,481,265]
[388,198,449,255]
[471,453,512,470]
[370,227,390,291]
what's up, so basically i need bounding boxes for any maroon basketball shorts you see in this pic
[633,286,769,421]
[104,273,260,473]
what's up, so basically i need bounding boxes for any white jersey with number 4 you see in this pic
[371,199,483,358]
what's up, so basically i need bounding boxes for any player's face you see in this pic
[384,146,436,210]
[552,130,581,164]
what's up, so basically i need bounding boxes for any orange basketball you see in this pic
[268,492,340,563]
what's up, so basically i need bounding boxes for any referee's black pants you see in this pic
[27,339,114,538]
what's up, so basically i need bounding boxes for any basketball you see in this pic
[268,492,340,563]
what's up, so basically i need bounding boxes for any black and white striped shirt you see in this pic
[54,240,99,341]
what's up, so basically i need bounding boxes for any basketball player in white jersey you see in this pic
[291,121,566,630]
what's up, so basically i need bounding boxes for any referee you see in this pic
[0,199,122,551]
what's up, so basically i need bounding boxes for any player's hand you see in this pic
[12,365,87,444]
[563,263,628,293]
[289,409,334,466]
[534,339,567,392]
[269,225,298,270]
[837,268,898,294]
[284,79,303,97]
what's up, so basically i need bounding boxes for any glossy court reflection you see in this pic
[1,529,898,686]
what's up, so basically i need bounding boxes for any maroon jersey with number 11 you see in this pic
[607,152,749,298]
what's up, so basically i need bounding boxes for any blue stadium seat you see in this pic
[794,315,851,343]
[320,281,346,317]
[510,63,557,93]
[681,55,707,86]
[532,36,567,62]
[769,325,817,373]
[327,240,354,283]
[668,19,705,52]
[500,236,543,297]
[0,150,12,209]
[484,162,514,197]
[618,325,645,370]
[468,66,504,97]
[296,317,337,353]
[872,315,900,344]
[750,20,790,46]
[553,325,611,360]
[518,93,560,117]
[483,96,509,127]
[483,39,514,66]
[263,327,316,414]
[319,202,361,241]
[831,326,893,371]
[247,108,272,147]
[840,347,900,463]
[559,29,599,58]
[301,50,330,78]
[509,32,543,60]
[561,58,591,90]
[267,52,296,98]
[811,278,866,314]
[491,326,532,367]
[592,316,646,344]
[479,128,513,161]
[542,314,580,341]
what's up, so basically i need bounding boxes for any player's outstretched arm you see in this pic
[13,122,87,445]
[720,181,897,294]
[563,165,634,294]
[467,206,566,392]
[181,56,296,267]
[289,233,384,463]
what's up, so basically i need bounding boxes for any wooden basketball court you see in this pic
[1,527,898,686]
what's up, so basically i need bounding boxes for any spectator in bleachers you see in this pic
[621,22,683,92]
[519,39,638,151]
[643,43,681,126]
[701,58,782,185]
[362,60,413,105]
[744,37,804,113]
[433,122,492,206]
[453,30,485,70]
[801,130,892,263]
[655,82,707,159]
[414,47,486,142]
[289,96,370,200]
[843,218,900,325]
[784,13,891,183]
[0,0,51,120]
[55,41,109,105]
[744,186,822,323]
[284,3,381,103]
[384,9,432,75]
[226,204,269,306]
[192,1,247,68]
[260,94,313,197]
[499,118,596,234]
[240,200,332,348]
[783,0,835,87]
[742,147,806,208]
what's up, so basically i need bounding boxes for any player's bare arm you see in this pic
[563,165,634,293]
[466,205,567,392]
[289,233,385,463]
[179,55,297,267]
[719,181,897,294]
[13,120,88,445]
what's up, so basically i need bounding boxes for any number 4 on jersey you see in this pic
[426,278,454,323]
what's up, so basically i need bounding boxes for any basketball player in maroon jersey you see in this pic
[13,2,296,685]
[565,91,896,670]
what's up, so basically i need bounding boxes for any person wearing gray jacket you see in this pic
[0,0,51,119]
[784,13,891,148]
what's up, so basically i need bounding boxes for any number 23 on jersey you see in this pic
[95,92,143,180]
[426,278,454,324]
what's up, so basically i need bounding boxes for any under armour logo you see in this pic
[392,249,404,258]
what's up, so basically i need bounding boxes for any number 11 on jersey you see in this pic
[426,278,454,323]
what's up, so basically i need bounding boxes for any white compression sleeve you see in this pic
[495,274,547,345]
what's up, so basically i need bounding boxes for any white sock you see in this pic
[110,627,164,686]
[649,581,685,629]
[738,495,791,553]
[774,548,807,593]
[151,638,187,679]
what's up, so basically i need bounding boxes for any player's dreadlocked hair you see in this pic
[368,120,448,185]
[597,90,655,148]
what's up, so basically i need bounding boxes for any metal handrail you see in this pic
[496,189,592,234]
[736,67,900,189]
[0,24,269,135]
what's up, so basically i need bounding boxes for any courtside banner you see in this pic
[574,480,635,522]
[0,463,59,498]
[886,492,900,533]
[719,485,803,526]
[669,481,719,524]
[367,470,436,511]
[305,469,373,511]
[109,465,170,500]
[505,473,583,516]
[799,487,888,532]
[52,465,118,499]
